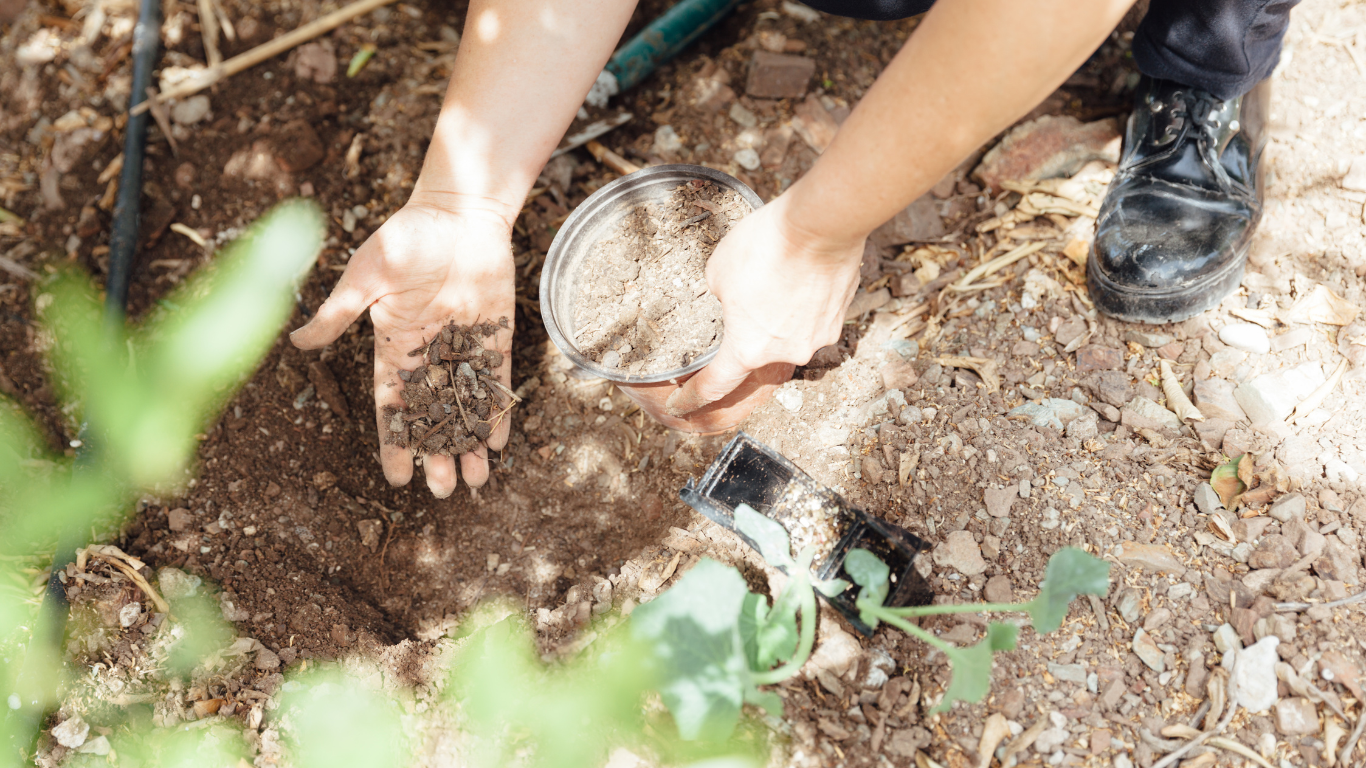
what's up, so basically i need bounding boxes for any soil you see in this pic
[382,318,510,456]
[572,179,747,375]
[4,0,1366,766]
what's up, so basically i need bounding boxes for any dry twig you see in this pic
[948,241,1045,293]
[1291,359,1348,423]
[586,140,641,176]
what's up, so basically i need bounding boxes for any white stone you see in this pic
[118,602,142,627]
[653,125,683,154]
[1234,363,1326,425]
[171,95,211,125]
[1343,156,1366,192]
[77,736,111,756]
[51,716,89,748]
[157,567,201,600]
[1219,323,1270,354]
[1269,494,1306,523]
[1033,727,1069,754]
[733,148,761,171]
[1230,636,1281,712]
[1213,623,1242,654]
[728,102,758,128]
[774,383,803,412]
[1133,628,1165,672]
[1194,483,1223,514]
[805,627,861,679]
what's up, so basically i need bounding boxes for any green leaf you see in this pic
[1210,456,1246,509]
[740,586,800,673]
[812,577,851,598]
[632,559,751,741]
[932,622,1017,713]
[743,687,783,718]
[845,548,889,627]
[1028,548,1111,634]
[734,504,794,570]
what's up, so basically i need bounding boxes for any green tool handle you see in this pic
[606,0,745,93]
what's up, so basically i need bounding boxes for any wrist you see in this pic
[768,192,868,266]
[406,187,522,234]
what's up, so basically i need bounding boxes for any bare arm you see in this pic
[664,0,1135,417]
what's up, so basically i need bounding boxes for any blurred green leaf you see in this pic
[110,719,250,768]
[1027,547,1110,634]
[284,668,408,768]
[844,548,889,628]
[162,591,233,677]
[932,622,1017,714]
[733,505,793,570]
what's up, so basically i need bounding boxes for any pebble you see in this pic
[1142,607,1172,631]
[118,602,141,628]
[1193,377,1248,423]
[1116,541,1186,576]
[653,125,683,154]
[1120,396,1182,432]
[51,716,89,748]
[1048,663,1087,685]
[170,94,211,125]
[1231,637,1281,712]
[1007,398,1088,431]
[774,383,803,412]
[733,148,761,171]
[1194,483,1223,514]
[728,101,758,128]
[1123,330,1173,348]
[1219,323,1270,354]
[984,575,1014,603]
[1132,628,1165,672]
[1168,582,1194,600]
[1274,697,1317,734]
[1115,588,1142,624]
[1076,345,1123,372]
[932,530,987,576]
[601,350,621,368]
[1269,493,1306,523]
[1214,623,1243,653]
[1233,363,1326,425]
[157,567,201,600]
[984,486,1016,518]
[806,627,860,679]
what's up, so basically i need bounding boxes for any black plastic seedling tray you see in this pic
[680,432,932,635]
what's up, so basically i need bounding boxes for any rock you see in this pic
[792,95,838,153]
[1008,398,1088,431]
[1315,537,1361,584]
[1248,536,1297,570]
[294,40,336,83]
[1055,316,1088,347]
[1123,330,1173,348]
[1232,637,1281,712]
[118,602,142,627]
[1066,413,1099,440]
[1120,396,1182,432]
[880,358,918,391]
[886,728,930,757]
[972,115,1121,193]
[862,455,884,484]
[1116,541,1186,576]
[1234,363,1326,426]
[1115,588,1142,624]
[1208,349,1248,379]
[806,627,860,679]
[1219,323,1270,354]
[1034,726,1070,754]
[733,148,760,170]
[255,647,281,670]
[170,95,211,125]
[357,519,382,552]
[220,594,250,622]
[1274,697,1318,734]
[1093,402,1122,423]
[933,531,987,576]
[1049,662,1087,685]
[1270,327,1314,352]
[1193,418,1234,451]
[157,567,201,601]
[728,101,758,128]
[1300,529,1327,559]
[77,736,111,756]
[1089,371,1133,407]
[864,647,895,688]
[1342,155,1366,192]
[51,716,89,748]
[167,507,193,532]
[984,575,1014,603]
[1143,607,1173,631]
[774,384,803,412]
[1194,483,1223,514]
[1213,623,1242,653]
[870,194,945,247]
[745,51,815,98]
[1193,378,1248,423]
[1269,494,1306,523]
[1133,629,1165,672]
[271,120,325,173]
[313,471,337,491]
[984,487,1016,518]
[1222,428,1254,458]
[1076,345,1123,372]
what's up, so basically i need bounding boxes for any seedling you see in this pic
[844,545,1111,712]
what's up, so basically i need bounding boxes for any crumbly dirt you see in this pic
[573,180,747,375]
[382,318,509,456]
[4,0,1366,766]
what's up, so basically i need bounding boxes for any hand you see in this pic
[290,203,515,498]
[629,197,865,426]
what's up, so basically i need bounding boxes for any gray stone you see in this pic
[1048,662,1087,685]
[933,530,987,576]
[51,717,89,748]
[1133,628,1165,672]
[1089,371,1133,408]
[1209,349,1248,379]
[1300,529,1327,559]
[1056,316,1088,347]
[1008,398,1088,431]
[1212,623,1242,654]
[1093,402,1122,422]
[255,647,281,670]
[984,575,1014,603]
[1219,323,1271,354]
[1269,494,1306,523]
[1143,607,1173,631]
[1115,588,1142,624]
[1194,483,1223,514]
[1120,396,1182,432]
[1274,697,1318,734]
[1066,413,1099,440]
[807,627,861,679]
[985,486,1016,518]
[1234,363,1327,426]
[1123,330,1174,348]
[1232,636,1281,712]
[1116,541,1187,576]
[157,567,201,601]
[1193,378,1248,423]
[1193,417,1234,451]
[1248,535,1297,570]
[1033,727,1069,754]
[745,51,815,99]
[1315,537,1361,585]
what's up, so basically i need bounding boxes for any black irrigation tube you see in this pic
[5,0,159,757]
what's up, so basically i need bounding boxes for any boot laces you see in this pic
[1140,87,1237,193]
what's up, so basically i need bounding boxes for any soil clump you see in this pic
[383,317,512,456]
[573,179,750,375]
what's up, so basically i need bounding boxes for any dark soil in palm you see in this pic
[572,179,750,375]
[382,318,509,457]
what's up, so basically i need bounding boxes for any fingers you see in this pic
[664,345,754,417]
[422,453,459,498]
[459,444,489,488]
[290,262,379,350]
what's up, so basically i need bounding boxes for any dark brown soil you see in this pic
[382,317,510,456]
[573,179,748,375]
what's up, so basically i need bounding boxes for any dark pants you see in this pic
[798,0,1298,100]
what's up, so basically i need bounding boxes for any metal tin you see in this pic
[539,163,763,384]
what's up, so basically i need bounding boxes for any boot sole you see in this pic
[1086,242,1247,325]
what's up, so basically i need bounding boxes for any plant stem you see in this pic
[750,577,818,686]
[870,607,956,655]
[881,600,1027,618]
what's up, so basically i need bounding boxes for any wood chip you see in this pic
[935,356,999,394]
[1159,360,1204,422]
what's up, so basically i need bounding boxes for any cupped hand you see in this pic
[619,197,865,430]
[290,203,515,498]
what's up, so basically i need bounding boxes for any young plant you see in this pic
[630,504,845,742]
[844,546,1110,712]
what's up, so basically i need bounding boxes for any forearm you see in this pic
[783,0,1134,248]
[410,0,639,226]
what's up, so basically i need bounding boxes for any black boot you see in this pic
[1088,75,1268,324]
